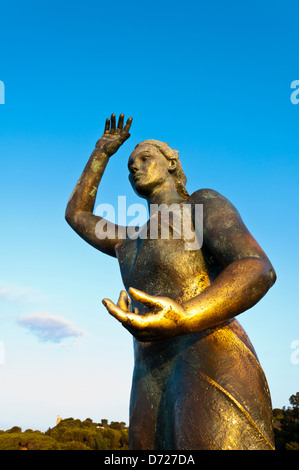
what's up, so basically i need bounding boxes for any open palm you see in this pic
[96,113,133,156]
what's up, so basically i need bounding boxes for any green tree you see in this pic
[6,426,22,434]
[60,440,90,450]
[0,417,129,450]
[273,393,299,450]
[0,431,60,450]
[286,441,299,451]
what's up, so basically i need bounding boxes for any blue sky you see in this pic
[0,0,298,432]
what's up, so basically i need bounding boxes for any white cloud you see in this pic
[0,282,46,304]
[18,312,87,344]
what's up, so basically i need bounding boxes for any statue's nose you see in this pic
[129,164,139,174]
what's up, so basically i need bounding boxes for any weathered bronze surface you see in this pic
[65,114,276,450]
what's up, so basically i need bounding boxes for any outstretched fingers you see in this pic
[102,298,144,328]
[116,114,124,134]
[129,287,164,309]
[104,114,132,137]
[104,118,110,134]
[110,113,116,134]
[124,116,133,133]
[117,290,131,311]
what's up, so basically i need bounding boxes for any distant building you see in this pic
[56,415,62,425]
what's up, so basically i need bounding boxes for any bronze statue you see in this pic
[65,114,276,450]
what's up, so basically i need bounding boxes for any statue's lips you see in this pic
[132,173,145,182]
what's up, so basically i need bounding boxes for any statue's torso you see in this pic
[115,202,221,305]
[115,205,256,367]
[114,201,274,450]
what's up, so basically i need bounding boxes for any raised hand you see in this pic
[96,113,133,157]
[102,287,188,342]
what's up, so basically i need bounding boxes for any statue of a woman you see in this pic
[65,114,276,450]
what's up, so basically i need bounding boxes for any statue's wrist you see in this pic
[93,145,110,159]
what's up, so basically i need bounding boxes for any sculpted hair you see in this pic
[136,139,189,199]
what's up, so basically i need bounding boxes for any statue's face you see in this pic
[128,144,172,198]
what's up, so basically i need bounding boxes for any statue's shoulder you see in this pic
[190,188,228,204]
[189,189,238,221]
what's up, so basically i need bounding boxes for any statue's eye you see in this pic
[141,155,148,162]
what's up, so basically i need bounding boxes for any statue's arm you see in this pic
[65,114,132,257]
[182,189,277,331]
